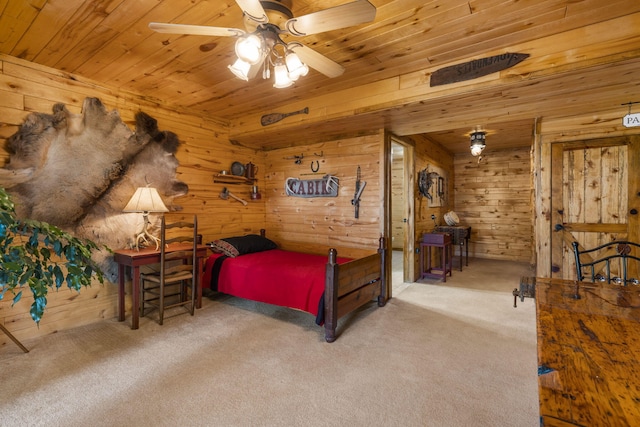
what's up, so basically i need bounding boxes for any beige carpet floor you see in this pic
[1,257,539,427]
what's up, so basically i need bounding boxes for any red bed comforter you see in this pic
[202,249,350,317]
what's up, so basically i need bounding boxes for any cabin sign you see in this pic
[285,175,339,198]
[430,52,530,87]
[623,113,640,128]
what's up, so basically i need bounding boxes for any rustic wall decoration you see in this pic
[285,174,339,198]
[261,107,309,126]
[0,97,188,280]
[418,165,447,208]
[430,52,530,87]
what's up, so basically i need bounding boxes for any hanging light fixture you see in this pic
[470,130,486,157]
[227,24,310,89]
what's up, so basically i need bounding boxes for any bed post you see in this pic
[324,248,339,343]
[378,236,388,307]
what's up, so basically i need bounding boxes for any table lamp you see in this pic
[123,186,168,250]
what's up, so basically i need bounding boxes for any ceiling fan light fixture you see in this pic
[150,0,377,88]
[235,33,264,64]
[273,59,293,88]
[228,58,252,81]
[470,130,486,156]
[285,50,308,81]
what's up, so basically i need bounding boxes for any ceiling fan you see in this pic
[149,0,376,88]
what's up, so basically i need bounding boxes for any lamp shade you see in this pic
[123,187,169,213]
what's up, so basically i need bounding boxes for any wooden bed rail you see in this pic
[324,237,387,343]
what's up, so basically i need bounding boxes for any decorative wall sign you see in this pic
[430,52,530,87]
[623,113,640,127]
[261,107,309,126]
[622,101,640,128]
[285,174,339,198]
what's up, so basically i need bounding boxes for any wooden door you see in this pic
[550,135,640,279]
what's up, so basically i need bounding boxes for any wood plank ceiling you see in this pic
[1,0,639,153]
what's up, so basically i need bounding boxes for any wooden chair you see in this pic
[572,241,640,285]
[140,215,198,324]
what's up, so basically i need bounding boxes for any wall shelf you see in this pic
[213,173,255,185]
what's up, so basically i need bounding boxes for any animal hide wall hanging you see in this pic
[0,97,188,281]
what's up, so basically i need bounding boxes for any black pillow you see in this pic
[210,234,277,257]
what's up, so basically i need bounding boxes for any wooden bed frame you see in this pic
[324,237,388,342]
[207,231,388,342]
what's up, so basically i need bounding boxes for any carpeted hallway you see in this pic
[1,256,539,426]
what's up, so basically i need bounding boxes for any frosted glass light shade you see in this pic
[273,61,293,88]
[228,58,251,81]
[470,145,484,156]
[235,34,264,65]
[285,51,308,81]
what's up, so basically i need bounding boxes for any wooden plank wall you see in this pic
[0,54,265,347]
[453,147,533,262]
[262,131,384,260]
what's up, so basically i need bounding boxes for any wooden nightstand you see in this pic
[419,232,453,282]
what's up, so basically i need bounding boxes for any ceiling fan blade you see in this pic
[149,22,245,38]
[284,0,376,36]
[289,43,344,78]
[235,0,268,23]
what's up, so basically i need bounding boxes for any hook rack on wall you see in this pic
[283,153,304,164]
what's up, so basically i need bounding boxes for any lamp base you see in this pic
[132,230,161,251]
[132,213,161,251]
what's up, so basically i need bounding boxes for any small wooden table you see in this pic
[114,244,209,329]
[535,277,640,426]
[419,232,452,282]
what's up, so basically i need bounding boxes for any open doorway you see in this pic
[390,138,415,296]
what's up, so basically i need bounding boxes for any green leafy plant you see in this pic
[0,187,107,323]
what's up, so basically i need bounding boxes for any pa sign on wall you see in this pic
[623,113,640,128]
